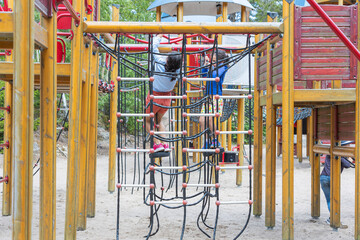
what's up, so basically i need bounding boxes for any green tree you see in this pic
[249,0,283,22]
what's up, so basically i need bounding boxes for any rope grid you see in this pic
[91,33,271,239]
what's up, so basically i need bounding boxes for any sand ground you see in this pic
[0,136,356,239]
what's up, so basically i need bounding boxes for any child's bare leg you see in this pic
[146,116,161,145]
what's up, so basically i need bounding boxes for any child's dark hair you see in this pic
[216,50,229,66]
[165,52,182,81]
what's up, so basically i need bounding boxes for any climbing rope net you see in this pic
[92,33,272,239]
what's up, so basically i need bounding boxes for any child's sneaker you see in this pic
[211,139,221,148]
[153,143,165,152]
[164,143,171,152]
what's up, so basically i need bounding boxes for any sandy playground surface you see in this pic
[0,136,357,239]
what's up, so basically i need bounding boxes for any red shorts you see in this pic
[145,91,172,115]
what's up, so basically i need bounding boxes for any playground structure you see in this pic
[1,0,360,240]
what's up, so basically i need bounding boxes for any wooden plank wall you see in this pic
[316,103,355,141]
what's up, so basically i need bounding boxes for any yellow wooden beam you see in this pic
[265,38,276,229]
[0,12,48,49]
[330,106,341,229]
[65,0,84,237]
[296,120,302,162]
[260,89,357,106]
[87,47,99,217]
[253,42,263,216]
[1,0,13,218]
[2,75,12,216]
[12,0,34,239]
[87,0,100,218]
[282,0,295,238]
[0,12,14,34]
[310,113,320,218]
[83,21,284,34]
[156,6,161,22]
[77,42,91,230]
[236,99,245,186]
[108,60,117,193]
[177,2,184,22]
[39,12,57,240]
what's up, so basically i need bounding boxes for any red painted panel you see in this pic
[300,68,350,76]
[349,5,358,80]
[301,47,350,57]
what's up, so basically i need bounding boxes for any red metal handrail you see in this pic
[307,0,360,61]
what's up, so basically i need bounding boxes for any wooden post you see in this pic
[65,0,84,237]
[39,11,57,240]
[236,99,245,186]
[227,116,232,151]
[296,120,303,162]
[2,3,13,215]
[13,0,34,239]
[108,4,119,193]
[77,39,92,230]
[2,81,12,216]
[282,0,295,238]
[253,35,263,216]
[306,117,310,158]
[355,1,360,237]
[310,110,320,218]
[221,121,227,150]
[156,7,161,22]
[330,106,341,229]
[222,2,228,21]
[265,32,276,228]
[108,60,118,192]
[177,3,184,22]
[87,0,99,219]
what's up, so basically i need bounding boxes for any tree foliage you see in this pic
[249,0,282,22]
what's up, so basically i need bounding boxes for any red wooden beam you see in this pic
[307,0,360,61]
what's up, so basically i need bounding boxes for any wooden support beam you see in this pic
[83,21,284,34]
[330,106,341,229]
[253,44,263,216]
[227,116,232,151]
[260,89,357,107]
[356,0,360,236]
[156,6,161,22]
[77,43,92,231]
[2,25,13,216]
[310,112,320,218]
[65,0,84,237]
[177,2,184,22]
[282,0,295,238]
[2,82,12,216]
[296,120,303,162]
[108,60,117,193]
[306,117,310,157]
[236,99,245,186]
[108,3,119,194]
[12,0,34,238]
[0,12,48,49]
[39,12,57,240]
[265,38,276,229]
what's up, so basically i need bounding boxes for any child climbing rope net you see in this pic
[91,32,272,239]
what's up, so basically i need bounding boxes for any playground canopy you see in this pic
[148,0,254,16]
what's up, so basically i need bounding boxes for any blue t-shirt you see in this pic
[201,65,228,95]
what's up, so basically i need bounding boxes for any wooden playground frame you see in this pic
[1,0,360,239]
